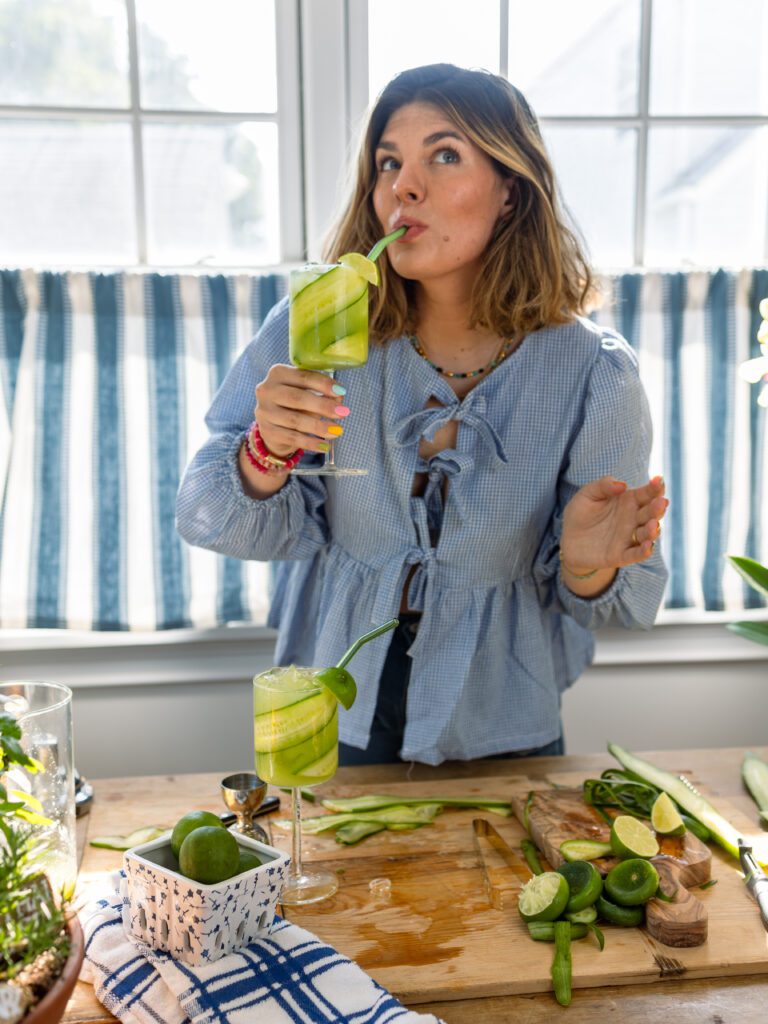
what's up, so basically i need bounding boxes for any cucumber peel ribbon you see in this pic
[608,742,768,867]
[367,227,407,262]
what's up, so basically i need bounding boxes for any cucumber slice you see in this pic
[90,826,169,850]
[254,692,335,753]
[290,266,366,328]
[291,290,367,356]
[560,839,613,862]
[256,712,337,787]
[300,745,338,780]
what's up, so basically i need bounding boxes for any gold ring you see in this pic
[631,528,639,546]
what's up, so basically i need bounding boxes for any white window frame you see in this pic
[0,0,305,267]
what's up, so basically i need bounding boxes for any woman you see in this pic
[176,64,668,766]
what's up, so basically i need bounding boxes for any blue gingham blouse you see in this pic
[176,298,668,765]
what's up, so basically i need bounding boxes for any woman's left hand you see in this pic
[560,475,669,573]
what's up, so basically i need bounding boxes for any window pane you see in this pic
[645,127,768,266]
[367,0,500,102]
[0,120,135,264]
[136,0,276,112]
[143,122,279,265]
[0,0,129,107]
[509,0,640,116]
[650,0,768,115]
[543,126,636,268]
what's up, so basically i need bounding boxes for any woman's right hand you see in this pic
[254,364,349,456]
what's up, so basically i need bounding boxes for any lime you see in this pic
[650,792,686,837]
[556,860,603,912]
[339,252,378,286]
[179,826,240,884]
[234,848,265,876]
[595,894,645,927]
[565,905,598,925]
[170,810,224,859]
[604,858,660,906]
[315,666,357,710]
[518,871,570,922]
[610,815,659,859]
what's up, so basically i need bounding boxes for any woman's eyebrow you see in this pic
[376,129,464,152]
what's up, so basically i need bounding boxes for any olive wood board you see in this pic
[268,770,768,1004]
[510,787,711,947]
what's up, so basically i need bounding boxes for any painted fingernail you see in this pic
[332,384,346,396]
[327,424,344,437]
[317,442,330,453]
[334,405,350,418]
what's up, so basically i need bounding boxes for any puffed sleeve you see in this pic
[175,298,329,561]
[532,329,668,630]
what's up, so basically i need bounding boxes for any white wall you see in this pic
[2,619,766,778]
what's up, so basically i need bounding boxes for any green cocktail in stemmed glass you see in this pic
[253,619,398,906]
[288,229,405,476]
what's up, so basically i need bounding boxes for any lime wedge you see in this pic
[315,666,357,710]
[339,252,378,286]
[518,871,570,922]
[650,792,687,837]
[610,814,660,859]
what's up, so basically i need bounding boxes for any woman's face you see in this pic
[372,101,511,292]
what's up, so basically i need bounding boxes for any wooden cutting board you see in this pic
[273,770,768,1004]
[509,787,711,947]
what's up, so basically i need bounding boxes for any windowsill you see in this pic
[1,609,766,690]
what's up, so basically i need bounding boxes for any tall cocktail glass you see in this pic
[253,666,339,905]
[289,260,369,476]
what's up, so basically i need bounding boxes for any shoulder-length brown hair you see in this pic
[324,64,594,343]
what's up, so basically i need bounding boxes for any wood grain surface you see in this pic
[65,748,768,1023]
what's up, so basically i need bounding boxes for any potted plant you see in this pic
[0,712,84,1024]
[727,556,768,647]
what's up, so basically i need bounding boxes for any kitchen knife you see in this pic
[738,837,768,931]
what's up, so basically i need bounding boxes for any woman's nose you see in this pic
[392,166,424,203]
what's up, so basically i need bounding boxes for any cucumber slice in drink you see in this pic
[254,692,335,753]
[300,745,339,780]
[290,266,366,331]
[256,711,338,787]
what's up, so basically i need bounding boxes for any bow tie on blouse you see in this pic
[391,392,509,468]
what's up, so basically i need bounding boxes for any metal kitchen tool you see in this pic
[221,772,270,843]
[738,838,768,931]
[472,817,528,911]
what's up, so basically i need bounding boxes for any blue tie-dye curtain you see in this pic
[0,266,766,630]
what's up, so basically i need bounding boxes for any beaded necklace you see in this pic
[409,334,514,379]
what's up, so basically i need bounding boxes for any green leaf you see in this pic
[9,789,44,813]
[726,555,768,598]
[14,807,53,826]
[727,621,768,646]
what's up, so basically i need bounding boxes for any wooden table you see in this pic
[66,748,768,1022]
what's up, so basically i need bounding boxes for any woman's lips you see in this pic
[397,224,426,242]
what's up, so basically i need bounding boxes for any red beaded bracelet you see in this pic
[243,422,303,474]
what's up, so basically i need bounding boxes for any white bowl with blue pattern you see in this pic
[121,831,290,965]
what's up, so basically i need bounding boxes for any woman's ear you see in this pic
[501,177,516,213]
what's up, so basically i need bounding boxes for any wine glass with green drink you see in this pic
[289,227,406,476]
[253,618,398,905]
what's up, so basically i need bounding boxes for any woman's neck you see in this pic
[414,283,501,363]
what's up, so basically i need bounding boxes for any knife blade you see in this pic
[738,837,768,931]
[472,817,528,910]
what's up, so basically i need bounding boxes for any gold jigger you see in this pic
[220,772,269,843]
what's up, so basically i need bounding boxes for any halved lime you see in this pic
[339,252,378,286]
[604,858,660,906]
[595,894,645,927]
[557,860,603,912]
[560,839,613,862]
[650,792,686,837]
[518,871,570,922]
[610,814,659,859]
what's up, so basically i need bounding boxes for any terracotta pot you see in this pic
[23,917,85,1024]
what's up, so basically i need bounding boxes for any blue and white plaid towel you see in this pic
[80,875,445,1024]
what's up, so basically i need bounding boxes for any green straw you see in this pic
[367,227,407,262]
[336,619,399,669]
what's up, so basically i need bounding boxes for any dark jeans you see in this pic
[338,615,565,766]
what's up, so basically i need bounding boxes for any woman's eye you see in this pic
[433,147,460,164]
[377,155,399,172]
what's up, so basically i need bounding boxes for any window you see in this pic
[354,0,768,269]
[0,0,301,267]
